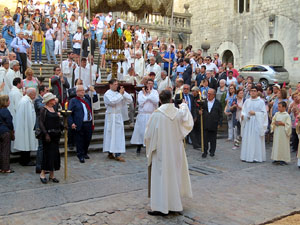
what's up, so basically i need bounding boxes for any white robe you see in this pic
[145,103,193,214]
[134,57,145,84]
[13,95,38,152]
[157,77,173,94]
[8,86,23,121]
[131,89,159,145]
[61,59,75,87]
[240,97,268,162]
[87,63,101,110]
[74,66,96,90]
[271,112,292,162]
[6,69,22,84]
[145,63,161,83]
[0,67,12,95]
[103,89,132,153]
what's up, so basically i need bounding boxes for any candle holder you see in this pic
[60,109,72,180]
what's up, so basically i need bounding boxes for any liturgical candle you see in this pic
[49,78,51,89]
[199,91,202,99]
[65,102,68,110]
[40,67,42,77]
[180,90,183,100]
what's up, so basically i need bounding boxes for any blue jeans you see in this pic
[69,33,74,48]
[34,42,42,62]
[96,32,103,48]
[73,48,81,55]
[45,40,57,63]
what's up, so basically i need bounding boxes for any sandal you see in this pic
[2,170,14,173]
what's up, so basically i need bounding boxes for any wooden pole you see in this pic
[79,0,86,80]
[200,113,204,153]
[167,0,174,87]
[64,116,68,180]
[59,0,63,104]
[148,164,151,198]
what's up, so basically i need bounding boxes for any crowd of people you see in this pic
[0,0,300,217]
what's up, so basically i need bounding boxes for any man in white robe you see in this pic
[61,51,76,87]
[74,58,95,91]
[13,88,38,166]
[0,58,13,95]
[145,90,193,215]
[157,70,173,94]
[87,56,101,110]
[8,77,23,121]
[145,57,161,84]
[131,78,159,154]
[7,60,22,82]
[134,52,145,85]
[240,86,268,162]
[103,79,132,162]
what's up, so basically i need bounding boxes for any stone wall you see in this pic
[182,0,300,84]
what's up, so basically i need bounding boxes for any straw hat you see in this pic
[153,47,160,51]
[42,93,56,104]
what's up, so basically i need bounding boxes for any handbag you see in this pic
[35,108,47,140]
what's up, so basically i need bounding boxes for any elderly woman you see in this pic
[0,95,14,173]
[39,93,61,184]
[0,38,9,61]
[23,68,39,93]
[216,79,228,111]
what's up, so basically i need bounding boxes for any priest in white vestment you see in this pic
[8,77,23,121]
[240,86,268,162]
[87,56,101,110]
[7,60,22,82]
[103,79,133,162]
[131,79,159,153]
[74,58,95,91]
[145,90,193,215]
[134,52,145,85]
[0,58,13,95]
[157,70,173,94]
[13,88,38,166]
[271,102,292,164]
[61,52,76,87]
[145,57,161,84]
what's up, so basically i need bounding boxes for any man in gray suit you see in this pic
[51,66,70,106]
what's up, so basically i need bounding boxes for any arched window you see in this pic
[236,0,250,13]
[239,0,244,13]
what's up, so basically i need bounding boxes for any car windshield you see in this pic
[270,66,288,72]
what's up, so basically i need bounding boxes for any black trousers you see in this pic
[17,52,27,78]
[291,128,299,151]
[19,151,31,166]
[75,121,93,159]
[204,130,217,154]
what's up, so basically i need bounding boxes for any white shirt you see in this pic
[81,102,92,121]
[208,98,215,113]
[96,20,104,33]
[226,77,237,86]
[45,29,54,40]
[68,20,78,34]
[205,63,219,73]
[105,15,112,24]
[73,32,82,49]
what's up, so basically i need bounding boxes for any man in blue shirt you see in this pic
[11,32,30,77]
[1,19,15,52]
[163,45,175,75]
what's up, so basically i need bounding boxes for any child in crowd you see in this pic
[271,101,292,165]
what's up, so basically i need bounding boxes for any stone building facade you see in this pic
[175,0,300,84]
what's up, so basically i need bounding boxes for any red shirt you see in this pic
[226,68,239,78]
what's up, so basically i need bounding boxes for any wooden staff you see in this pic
[148,164,151,198]
[167,0,174,87]
[79,0,86,80]
[59,0,63,104]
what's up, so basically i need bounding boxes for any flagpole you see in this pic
[167,0,174,87]
[79,0,86,80]
[87,0,94,127]
[60,0,63,104]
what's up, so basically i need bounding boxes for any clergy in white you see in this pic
[13,88,38,166]
[8,77,23,121]
[145,90,193,215]
[103,79,133,162]
[131,79,159,152]
[0,58,13,95]
[87,56,101,110]
[271,102,292,164]
[134,52,145,85]
[61,52,76,87]
[145,57,161,84]
[240,86,268,162]
[74,58,95,90]
[7,60,22,82]
[157,70,173,94]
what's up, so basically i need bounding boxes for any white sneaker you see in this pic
[39,61,43,65]
[232,146,238,150]
[34,61,38,64]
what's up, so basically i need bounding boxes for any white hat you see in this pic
[42,93,56,104]
[108,12,112,16]
[273,84,281,89]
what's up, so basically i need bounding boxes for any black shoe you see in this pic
[40,177,47,184]
[210,153,215,157]
[79,158,85,163]
[136,149,141,154]
[147,211,168,216]
[49,177,59,183]
[279,161,288,166]
[84,155,90,159]
[202,153,207,158]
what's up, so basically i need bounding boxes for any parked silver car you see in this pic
[239,65,290,90]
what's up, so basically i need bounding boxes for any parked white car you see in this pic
[239,65,290,90]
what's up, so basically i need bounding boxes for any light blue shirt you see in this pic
[11,37,30,54]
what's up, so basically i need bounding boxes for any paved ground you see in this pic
[0,139,299,225]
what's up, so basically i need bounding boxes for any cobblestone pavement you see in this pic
[0,140,300,225]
